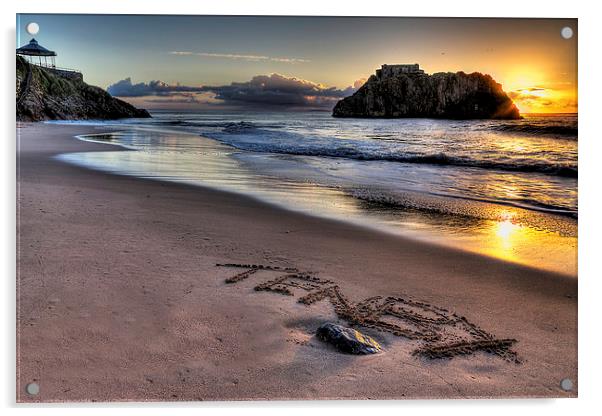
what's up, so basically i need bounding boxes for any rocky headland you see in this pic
[333,64,520,119]
[16,56,150,121]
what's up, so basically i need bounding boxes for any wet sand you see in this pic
[17,123,577,402]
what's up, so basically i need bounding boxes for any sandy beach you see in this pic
[16,123,577,401]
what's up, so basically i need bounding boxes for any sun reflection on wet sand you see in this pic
[491,211,522,259]
[465,208,577,275]
[58,131,577,277]
[496,218,520,245]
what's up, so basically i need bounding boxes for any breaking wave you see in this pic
[204,122,577,178]
[487,123,577,138]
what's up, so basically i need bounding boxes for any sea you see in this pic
[52,111,578,276]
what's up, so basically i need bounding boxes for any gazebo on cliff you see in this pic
[16,38,57,68]
[16,38,82,80]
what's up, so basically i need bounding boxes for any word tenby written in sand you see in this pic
[217,263,520,362]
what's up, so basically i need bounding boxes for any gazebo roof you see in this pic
[16,38,56,57]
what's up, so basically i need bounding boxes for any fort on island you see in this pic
[333,62,520,119]
[375,64,425,78]
[16,38,83,81]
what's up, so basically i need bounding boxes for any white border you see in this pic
[6,0,582,18]
[2,0,601,414]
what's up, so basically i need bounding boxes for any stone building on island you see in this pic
[376,64,425,78]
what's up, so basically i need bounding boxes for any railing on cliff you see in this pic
[46,66,83,81]
[26,61,83,80]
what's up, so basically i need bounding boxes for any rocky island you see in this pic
[16,55,150,122]
[333,64,520,119]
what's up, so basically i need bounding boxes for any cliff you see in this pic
[16,56,150,121]
[333,67,520,119]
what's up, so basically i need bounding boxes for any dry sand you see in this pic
[16,123,577,402]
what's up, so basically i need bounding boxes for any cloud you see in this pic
[353,78,367,89]
[508,89,553,110]
[170,51,310,63]
[508,87,548,99]
[208,73,355,106]
[508,86,577,112]
[508,92,543,101]
[107,73,360,108]
[107,77,205,97]
[144,92,218,105]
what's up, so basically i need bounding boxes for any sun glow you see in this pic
[501,67,544,91]
[516,88,547,98]
[491,210,522,254]
[496,219,520,242]
[497,65,576,113]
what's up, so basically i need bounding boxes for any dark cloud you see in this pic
[145,92,213,104]
[210,73,355,106]
[107,77,205,97]
[107,73,360,108]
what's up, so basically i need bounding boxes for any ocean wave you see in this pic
[487,123,578,137]
[387,153,578,178]
[349,188,578,225]
[150,119,284,130]
[206,129,578,178]
[222,121,261,132]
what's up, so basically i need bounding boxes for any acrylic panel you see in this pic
[16,14,577,402]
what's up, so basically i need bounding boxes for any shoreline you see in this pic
[17,123,577,401]
[61,125,577,276]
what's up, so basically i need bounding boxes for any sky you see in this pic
[17,14,577,113]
